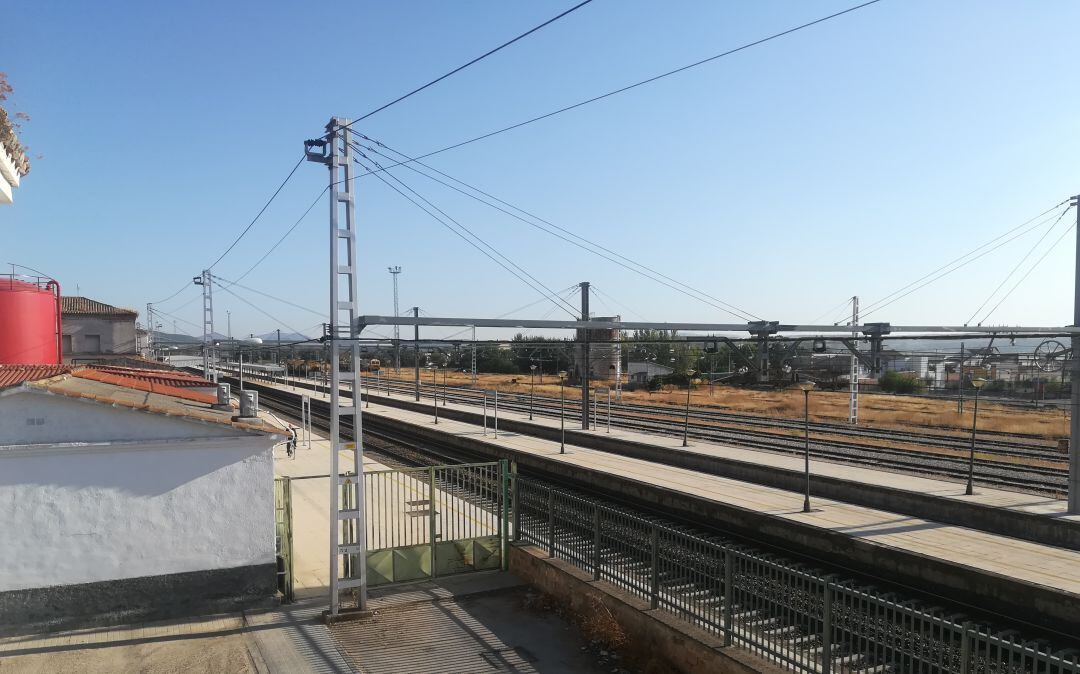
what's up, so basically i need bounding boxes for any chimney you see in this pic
[237,390,259,418]
[212,383,232,411]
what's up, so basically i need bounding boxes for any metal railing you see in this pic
[343,461,509,586]
[273,476,294,603]
[513,477,1080,673]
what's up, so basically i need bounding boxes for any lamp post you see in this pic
[529,364,537,420]
[682,369,696,447]
[442,360,449,406]
[558,370,568,453]
[798,381,816,513]
[428,363,438,424]
[965,377,987,495]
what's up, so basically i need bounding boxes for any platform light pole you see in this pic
[428,362,438,425]
[798,380,816,513]
[682,369,696,447]
[965,377,988,496]
[529,364,537,420]
[558,370,568,453]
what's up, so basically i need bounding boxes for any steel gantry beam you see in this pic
[305,118,367,614]
[355,315,1078,336]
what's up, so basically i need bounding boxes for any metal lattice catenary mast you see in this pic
[305,118,367,614]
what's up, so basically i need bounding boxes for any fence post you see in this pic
[649,525,660,610]
[822,578,834,674]
[547,489,555,557]
[494,391,499,438]
[500,460,509,571]
[512,463,521,543]
[592,505,602,581]
[723,547,733,647]
[429,466,438,578]
[958,623,972,674]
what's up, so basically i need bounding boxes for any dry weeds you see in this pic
[376,369,1068,439]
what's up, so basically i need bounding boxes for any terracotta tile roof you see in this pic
[0,364,73,388]
[25,375,282,436]
[61,296,138,317]
[89,366,211,389]
[73,368,217,404]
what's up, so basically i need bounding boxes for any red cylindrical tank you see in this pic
[0,276,62,364]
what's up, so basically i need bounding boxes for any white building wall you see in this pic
[0,391,237,445]
[0,435,276,592]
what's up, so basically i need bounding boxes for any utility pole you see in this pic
[958,342,965,414]
[389,266,401,373]
[413,306,421,401]
[227,310,232,340]
[849,296,859,425]
[471,325,477,386]
[1069,194,1079,514]
[580,281,590,430]
[193,269,217,384]
[304,116,367,614]
[276,328,281,365]
[145,303,155,360]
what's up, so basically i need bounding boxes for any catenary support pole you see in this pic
[958,342,965,414]
[413,306,420,401]
[389,266,401,373]
[580,281,590,430]
[1070,195,1080,514]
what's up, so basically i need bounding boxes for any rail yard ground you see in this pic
[372,369,1068,439]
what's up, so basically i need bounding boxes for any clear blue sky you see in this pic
[3,1,1079,340]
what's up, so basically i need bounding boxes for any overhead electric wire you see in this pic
[339,1,882,180]
[207,155,306,271]
[808,296,854,325]
[211,273,325,318]
[980,221,1076,325]
[966,205,1073,325]
[355,138,760,321]
[590,284,648,321]
[859,203,1070,319]
[441,284,582,341]
[352,152,579,319]
[212,278,309,340]
[228,187,329,285]
[329,0,596,137]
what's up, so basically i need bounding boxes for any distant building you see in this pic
[574,315,620,382]
[628,360,673,385]
[0,364,283,632]
[61,296,139,364]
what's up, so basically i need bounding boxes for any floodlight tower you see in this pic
[389,266,401,373]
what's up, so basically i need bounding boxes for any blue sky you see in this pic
[3,0,1079,340]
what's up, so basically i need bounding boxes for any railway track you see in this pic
[232,370,1064,495]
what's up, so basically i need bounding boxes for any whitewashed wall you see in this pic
[0,390,278,592]
[0,436,276,591]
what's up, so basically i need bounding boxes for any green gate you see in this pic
[274,476,294,602]
[339,460,509,587]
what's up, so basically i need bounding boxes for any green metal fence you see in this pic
[344,461,509,587]
[513,476,1080,673]
[273,476,294,602]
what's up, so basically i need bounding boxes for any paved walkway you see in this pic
[0,601,352,674]
[329,572,615,674]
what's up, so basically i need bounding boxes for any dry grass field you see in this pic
[374,369,1069,439]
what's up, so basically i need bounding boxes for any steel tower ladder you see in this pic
[306,118,366,615]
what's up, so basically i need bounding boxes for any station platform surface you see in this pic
[362,398,1080,593]
[268,373,1075,521]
